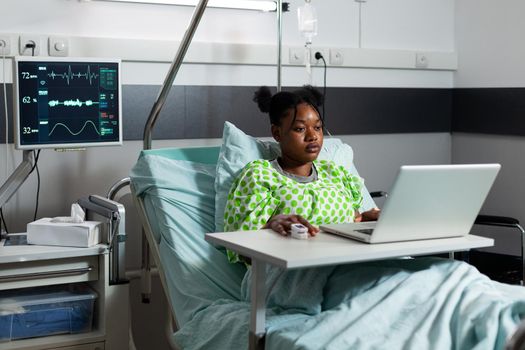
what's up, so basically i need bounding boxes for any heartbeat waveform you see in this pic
[48,120,101,137]
[47,65,99,85]
[48,99,99,107]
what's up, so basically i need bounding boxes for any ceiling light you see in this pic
[84,0,278,12]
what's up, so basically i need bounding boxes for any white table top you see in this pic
[206,229,494,269]
[0,235,108,264]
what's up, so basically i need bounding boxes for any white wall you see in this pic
[453,0,525,255]
[0,0,456,88]
[0,1,455,348]
[454,0,525,88]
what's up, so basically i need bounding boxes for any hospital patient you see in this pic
[224,85,379,263]
[217,86,525,348]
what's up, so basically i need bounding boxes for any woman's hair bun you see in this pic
[253,86,273,113]
[298,85,324,107]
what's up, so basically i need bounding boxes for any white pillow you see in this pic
[214,122,374,232]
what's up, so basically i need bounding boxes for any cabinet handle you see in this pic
[0,266,94,282]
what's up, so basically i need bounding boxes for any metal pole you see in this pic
[140,0,209,305]
[277,0,283,92]
[143,0,210,150]
[107,177,130,200]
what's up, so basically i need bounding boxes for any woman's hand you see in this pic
[354,208,381,222]
[263,214,319,237]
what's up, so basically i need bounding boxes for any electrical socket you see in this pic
[49,36,69,57]
[311,49,328,65]
[415,53,429,69]
[329,48,344,65]
[19,35,41,56]
[0,36,11,56]
[289,48,305,65]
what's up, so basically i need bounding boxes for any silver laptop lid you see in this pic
[369,164,500,243]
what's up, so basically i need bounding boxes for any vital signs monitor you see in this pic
[13,57,122,150]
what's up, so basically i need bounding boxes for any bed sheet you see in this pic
[130,154,246,326]
[174,257,525,350]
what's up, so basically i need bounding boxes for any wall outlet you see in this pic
[415,53,429,68]
[19,35,41,56]
[329,48,344,65]
[0,36,11,56]
[311,49,328,65]
[289,48,305,65]
[49,36,69,57]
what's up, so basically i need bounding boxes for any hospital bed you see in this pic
[122,1,525,348]
[128,123,525,349]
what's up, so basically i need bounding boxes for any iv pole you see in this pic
[143,0,210,151]
[277,0,283,92]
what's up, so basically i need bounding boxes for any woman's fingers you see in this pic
[266,214,317,236]
[295,215,319,236]
[362,208,381,221]
[268,220,287,235]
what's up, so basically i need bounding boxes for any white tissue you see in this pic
[50,203,85,224]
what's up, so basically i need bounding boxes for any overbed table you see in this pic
[205,229,494,350]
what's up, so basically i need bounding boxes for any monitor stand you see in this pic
[0,150,35,209]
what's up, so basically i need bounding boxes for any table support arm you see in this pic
[250,260,267,350]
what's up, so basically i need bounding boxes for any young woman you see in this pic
[223,85,379,262]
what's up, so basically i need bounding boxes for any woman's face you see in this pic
[271,103,324,165]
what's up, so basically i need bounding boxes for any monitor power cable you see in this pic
[2,45,7,177]
[1,41,8,235]
[0,208,8,235]
[28,149,41,221]
[314,51,332,137]
[25,42,36,57]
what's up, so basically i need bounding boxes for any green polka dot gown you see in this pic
[224,159,364,263]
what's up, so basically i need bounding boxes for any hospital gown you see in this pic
[224,158,363,263]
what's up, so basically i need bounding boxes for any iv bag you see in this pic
[298,1,318,44]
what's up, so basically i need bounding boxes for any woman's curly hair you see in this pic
[253,85,324,126]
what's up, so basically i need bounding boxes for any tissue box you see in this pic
[27,218,101,247]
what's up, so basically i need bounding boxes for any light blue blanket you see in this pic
[174,258,525,350]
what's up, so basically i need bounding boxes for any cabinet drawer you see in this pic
[0,256,99,290]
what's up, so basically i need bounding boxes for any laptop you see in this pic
[320,164,501,244]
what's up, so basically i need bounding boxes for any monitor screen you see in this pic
[14,57,122,150]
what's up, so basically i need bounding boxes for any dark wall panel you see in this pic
[123,85,271,140]
[324,87,452,135]
[124,86,453,140]
[452,88,525,136]
[1,84,453,143]
[4,84,525,142]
